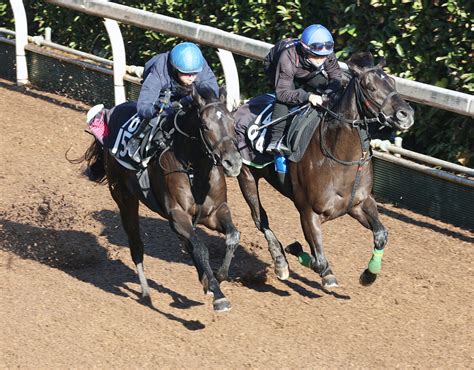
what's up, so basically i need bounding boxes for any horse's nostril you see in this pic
[223,159,232,169]
[396,110,408,120]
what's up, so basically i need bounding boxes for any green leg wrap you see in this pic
[298,252,314,268]
[367,248,384,274]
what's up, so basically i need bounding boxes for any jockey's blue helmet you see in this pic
[170,42,205,74]
[300,24,334,56]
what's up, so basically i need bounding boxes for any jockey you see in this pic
[264,24,343,153]
[126,42,219,159]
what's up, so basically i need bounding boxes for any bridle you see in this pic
[355,68,399,128]
[173,101,236,166]
[319,67,398,129]
[318,67,401,211]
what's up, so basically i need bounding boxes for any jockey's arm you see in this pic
[324,54,343,98]
[137,66,165,120]
[274,51,311,105]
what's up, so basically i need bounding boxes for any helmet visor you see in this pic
[307,41,334,55]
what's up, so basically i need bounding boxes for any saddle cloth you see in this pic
[86,102,172,213]
[234,94,322,168]
[87,102,173,171]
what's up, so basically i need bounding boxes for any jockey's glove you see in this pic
[179,95,193,110]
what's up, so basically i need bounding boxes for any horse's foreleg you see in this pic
[349,195,388,286]
[237,167,289,280]
[204,203,240,282]
[169,209,231,312]
[109,182,150,300]
[299,208,338,288]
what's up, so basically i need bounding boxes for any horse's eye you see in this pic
[365,82,377,92]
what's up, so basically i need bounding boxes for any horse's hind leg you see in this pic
[299,208,338,288]
[109,180,151,300]
[237,166,289,280]
[169,209,231,312]
[349,195,388,286]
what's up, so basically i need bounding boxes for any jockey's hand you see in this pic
[179,95,193,109]
[308,94,323,107]
[171,101,182,111]
[162,101,181,115]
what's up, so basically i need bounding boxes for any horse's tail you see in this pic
[66,139,107,183]
[83,140,107,183]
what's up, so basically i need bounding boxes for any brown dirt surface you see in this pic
[1,78,473,368]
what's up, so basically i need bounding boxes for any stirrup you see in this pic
[266,138,290,155]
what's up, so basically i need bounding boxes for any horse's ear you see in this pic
[376,57,386,69]
[347,51,374,73]
[218,86,227,104]
[191,85,205,107]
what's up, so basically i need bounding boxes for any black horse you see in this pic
[82,87,242,312]
[236,52,414,288]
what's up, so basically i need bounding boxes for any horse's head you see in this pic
[191,86,242,177]
[347,52,414,132]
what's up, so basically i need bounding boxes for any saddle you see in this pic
[87,102,175,171]
[86,101,176,213]
[234,94,323,167]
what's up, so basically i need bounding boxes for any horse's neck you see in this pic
[324,79,366,157]
[173,110,210,167]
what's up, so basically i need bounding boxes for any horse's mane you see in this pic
[339,51,376,88]
[175,85,220,105]
[197,86,220,102]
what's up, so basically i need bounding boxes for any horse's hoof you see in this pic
[213,298,232,312]
[360,269,377,286]
[322,274,339,288]
[275,256,290,280]
[139,294,152,306]
[215,270,228,283]
[275,264,290,280]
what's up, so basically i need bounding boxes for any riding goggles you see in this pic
[306,41,334,55]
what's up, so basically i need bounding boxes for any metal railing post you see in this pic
[9,0,28,85]
[103,19,126,105]
[217,49,240,111]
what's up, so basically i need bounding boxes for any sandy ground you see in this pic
[0,78,473,368]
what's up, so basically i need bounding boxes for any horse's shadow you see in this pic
[0,218,207,330]
[1,206,300,308]
[92,209,290,297]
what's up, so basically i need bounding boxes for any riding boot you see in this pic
[266,102,290,154]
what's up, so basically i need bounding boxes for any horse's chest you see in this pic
[306,171,369,217]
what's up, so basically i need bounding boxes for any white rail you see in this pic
[103,19,126,105]
[373,151,474,188]
[44,0,474,118]
[371,139,474,177]
[2,1,472,183]
[9,0,28,85]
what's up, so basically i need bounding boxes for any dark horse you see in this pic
[237,52,414,288]
[82,87,242,312]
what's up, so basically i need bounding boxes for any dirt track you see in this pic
[1,78,473,368]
